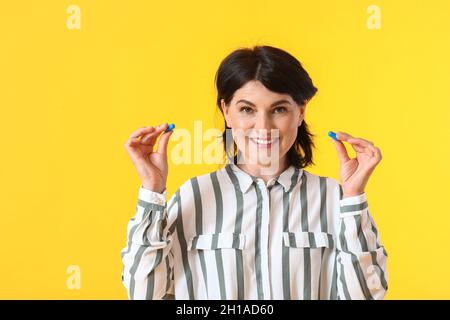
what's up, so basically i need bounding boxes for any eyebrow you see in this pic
[235,99,291,107]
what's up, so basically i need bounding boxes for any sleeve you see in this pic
[335,189,388,300]
[120,185,178,300]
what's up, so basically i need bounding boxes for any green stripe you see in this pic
[289,232,297,247]
[337,185,351,299]
[165,255,171,294]
[146,248,163,299]
[282,167,299,299]
[160,213,167,235]
[339,257,351,299]
[129,245,147,299]
[254,184,264,299]
[339,212,373,300]
[340,202,368,213]
[339,213,349,252]
[330,251,338,299]
[282,189,291,299]
[175,190,195,299]
[370,251,388,291]
[299,172,311,299]
[146,213,164,246]
[121,208,141,259]
[327,234,335,249]
[122,203,154,259]
[316,178,327,297]
[303,248,312,299]
[211,172,227,299]
[191,178,209,298]
[367,211,388,290]
[319,177,328,232]
[141,220,153,246]
[224,165,245,299]
[338,185,348,252]
[317,178,327,297]
[369,211,389,256]
[168,197,177,212]
[300,172,309,232]
[308,232,316,248]
[317,247,325,299]
[335,185,348,299]
[350,254,374,299]
[354,215,369,251]
[128,204,154,298]
[169,219,177,234]
[288,167,300,193]
[369,212,380,246]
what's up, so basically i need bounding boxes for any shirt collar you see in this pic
[225,162,304,194]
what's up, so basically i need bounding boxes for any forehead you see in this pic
[232,80,295,105]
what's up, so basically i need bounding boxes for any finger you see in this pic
[347,137,374,148]
[129,126,155,139]
[124,137,150,164]
[374,146,382,162]
[141,123,169,145]
[336,131,353,141]
[347,138,376,157]
[332,139,351,163]
[369,146,382,162]
[140,130,156,144]
[124,137,140,148]
[357,145,378,160]
[124,137,144,153]
[156,129,174,154]
[348,143,366,153]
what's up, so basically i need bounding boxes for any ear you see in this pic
[298,102,307,126]
[221,99,231,127]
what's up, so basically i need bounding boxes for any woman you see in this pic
[121,45,388,300]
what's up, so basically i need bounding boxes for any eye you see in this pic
[240,106,254,113]
[273,106,287,114]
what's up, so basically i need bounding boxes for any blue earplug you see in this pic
[328,131,339,141]
[164,123,175,133]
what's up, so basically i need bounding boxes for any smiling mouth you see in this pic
[249,137,279,147]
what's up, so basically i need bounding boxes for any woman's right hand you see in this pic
[124,123,174,193]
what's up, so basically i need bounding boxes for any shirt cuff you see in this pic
[138,185,167,207]
[339,192,368,218]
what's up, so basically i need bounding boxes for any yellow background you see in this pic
[1,0,449,299]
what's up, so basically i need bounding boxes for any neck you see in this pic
[237,156,289,183]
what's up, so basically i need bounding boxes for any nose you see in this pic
[255,112,273,129]
[253,113,274,138]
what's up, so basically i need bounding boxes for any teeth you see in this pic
[251,138,275,145]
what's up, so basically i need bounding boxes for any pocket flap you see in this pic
[282,231,335,249]
[188,233,246,250]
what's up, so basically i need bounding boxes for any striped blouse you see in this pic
[121,162,388,300]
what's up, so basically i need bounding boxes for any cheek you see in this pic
[279,123,298,148]
[229,116,253,144]
[229,115,252,129]
[232,130,248,149]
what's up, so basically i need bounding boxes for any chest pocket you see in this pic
[282,231,335,249]
[187,232,246,251]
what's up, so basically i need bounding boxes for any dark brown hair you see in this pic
[215,45,318,168]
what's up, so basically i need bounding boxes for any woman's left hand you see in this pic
[332,132,382,198]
